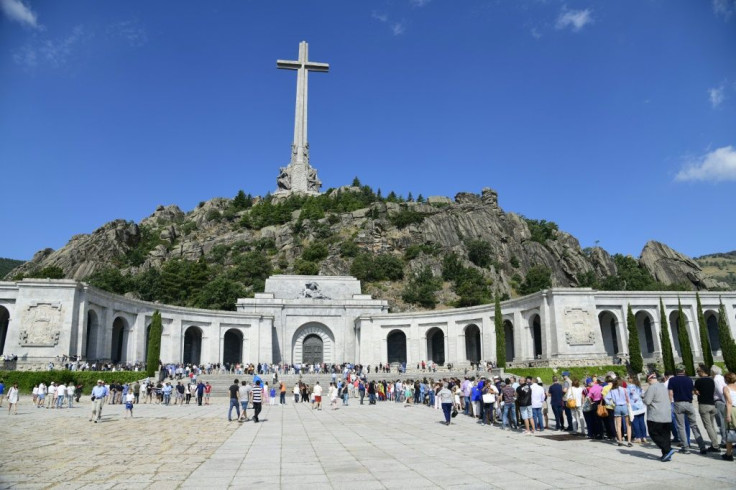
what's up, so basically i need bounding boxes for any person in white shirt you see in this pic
[530,380,547,432]
[67,382,75,408]
[712,365,728,447]
[124,391,135,418]
[55,383,66,409]
[47,383,57,408]
[312,382,323,410]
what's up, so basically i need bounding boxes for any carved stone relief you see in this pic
[564,307,595,345]
[19,302,63,346]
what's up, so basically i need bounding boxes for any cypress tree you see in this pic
[627,304,644,374]
[659,298,676,375]
[718,301,736,374]
[146,310,162,378]
[495,295,506,368]
[696,293,714,370]
[677,299,695,376]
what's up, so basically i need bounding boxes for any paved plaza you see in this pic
[1,395,734,489]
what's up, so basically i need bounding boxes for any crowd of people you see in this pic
[4,358,735,465]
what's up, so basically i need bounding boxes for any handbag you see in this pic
[582,397,592,412]
[566,397,577,409]
[727,429,736,444]
[482,393,494,404]
[451,408,458,418]
[596,402,608,418]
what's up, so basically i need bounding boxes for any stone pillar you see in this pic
[513,310,524,362]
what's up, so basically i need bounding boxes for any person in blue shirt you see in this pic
[90,379,108,423]
[0,379,5,407]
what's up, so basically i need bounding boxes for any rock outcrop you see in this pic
[640,240,729,290]
[5,187,729,310]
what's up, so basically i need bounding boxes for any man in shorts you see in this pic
[312,382,323,410]
[516,376,535,434]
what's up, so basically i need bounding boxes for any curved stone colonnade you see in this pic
[0,276,734,369]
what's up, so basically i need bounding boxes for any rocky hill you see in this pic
[695,251,736,289]
[5,185,730,311]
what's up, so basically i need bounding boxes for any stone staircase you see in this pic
[173,368,506,397]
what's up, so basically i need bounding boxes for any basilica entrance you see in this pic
[302,334,323,365]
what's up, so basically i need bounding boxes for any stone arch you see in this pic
[111,316,129,364]
[598,311,619,356]
[705,310,721,356]
[504,320,515,363]
[635,311,656,355]
[464,324,481,363]
[223,329,243,367]
[0,306,9,356]
[183,326,203,365]
[292,322,335,365]
[426,327,445,365]
[387,329,407,364]
[85,309,101,360]
[669,310,686,358]
[530,314,542,358]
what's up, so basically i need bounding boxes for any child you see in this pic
[269,385,276,406]
[124,391,135,418]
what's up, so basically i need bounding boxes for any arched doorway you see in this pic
[111,317,128,364]
[223,329,243,366]
[387,330,407,364]
[465,324,481,363]
[706,312,721,357]
[504,320,515,363]
[292,323,334,365]
[635,311,655,355]
[427,327,445,365]
[0,306,9,355]
[303,334,323,365]
[598,311,619,356]
[85,310,101,360]
[183,327,203,365]
[531,315,542,359]
[669,311,684,358]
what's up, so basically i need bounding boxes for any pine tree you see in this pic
[677,299,695,376]
[352,176,361,187]
[718,301,736,374]
[659,298,676,375]
[407,192,414,202]
[627,304,644,374]
[146,310,162,378]
[495,295,506,368]
[696,293,714,369]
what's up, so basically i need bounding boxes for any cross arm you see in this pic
[277,59,300,70]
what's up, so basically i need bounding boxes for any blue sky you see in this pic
[1,0,735,262]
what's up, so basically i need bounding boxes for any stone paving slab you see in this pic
[0,397,734,489]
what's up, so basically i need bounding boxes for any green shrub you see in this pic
[0,370,145,395]
[523,217,558,244]
[402,266,442,308]
[466,239,494,268]
[294,259,319,275]
[389,209,425,229]
[518,265,552,295]
[302,242,329,262]
[340,240,359,258]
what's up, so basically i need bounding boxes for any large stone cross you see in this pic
[275,41,329,194]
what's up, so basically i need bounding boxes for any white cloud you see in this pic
[371,11,388,23]
[555,8,594,32]
[372,11,405,36]
[713,0,735,20]
[409,0,431,7]
[0,0,39,28]
[530,27,542,39]
[709,84,726,108]
[13,25,87,68]
[107,20,147,48]
[675,146,736,182]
